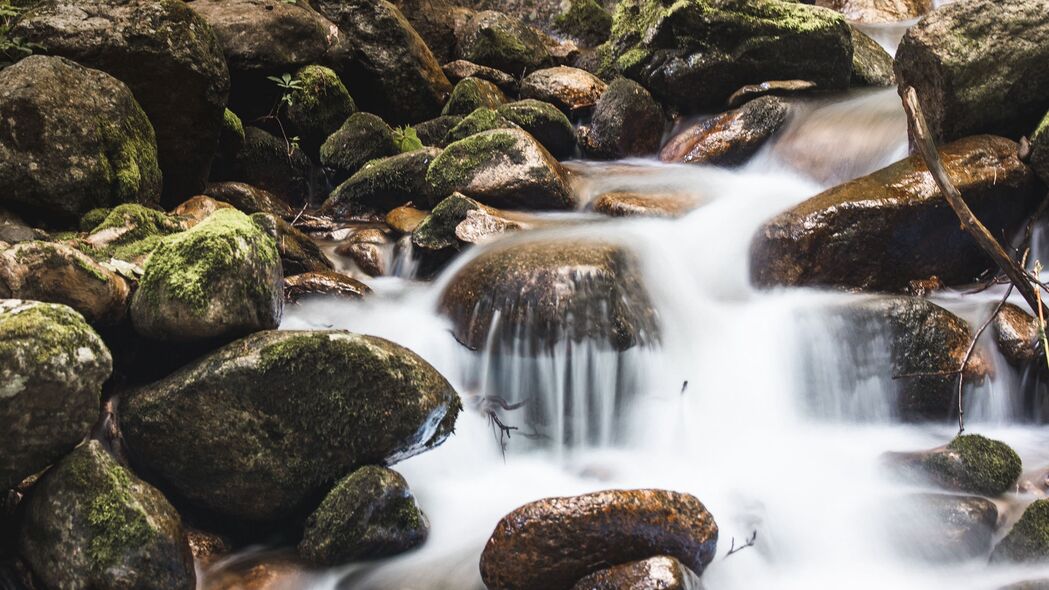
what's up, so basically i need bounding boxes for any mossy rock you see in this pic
[320,113,400,185]
[251,212,334,275]
[299,466,428,565]
[919,434,1022,496]
[850,26,894,87]
[442,77,508,117]
[0,300,112,490]
[497,99,577,159]
[321,148,443,218]
[220,127,312,206]
[444,108,520,144]
[993,500,1049,563]
[457,10,552,76]
[130,208,283,343]
[286,65,357,159]
[121,329,461,521]
[414,115,464,148]
[554,0,613,47]
[202,182,296,219]
[218,108,245,160]
[412,193,492,252]
[1032,110,1049,186]
[81,203,185,265]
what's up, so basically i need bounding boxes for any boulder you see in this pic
[0,300,111,491]
[457,10,552,75]
[387,206,430,234]
[220,127,312,206]
[426,129,574,210]
[520,66,607,114]
[172,196,233,228]
[0,56,161,225]
[590,192,700,218]
[253,213,333,275]
[815,0,931,22]
[0,210,45,245]
[889,434,1022,496]
[442,77,508,116]
[442,60,519,94]
[392,0,473,63]
[121,330,460,521]
[599,0,852,110]
[994,500,1049,563]
[554,0,613,47]
[81,204,185,266]
[894,0,1049,142]
[321,148,443,218]
[298,466,429,565]
[217,108,245,163]
[582,78,664,159]
[1032,111,1049,185]
[994,303,1042,366]
[750,135,1042,291]
[284,271,370,303]
[659,96,789,166]
[130,209,283,343]
[884,493,998,561]
[571,556,702,590]
[320,113,400,185]
[413,193,522,254]
[480,489,717,590]
[16,0,230,202]
[453,0,564,34]
[726,80,817,109]
[335,229,390,277]
[285,65,357,159]
[444,109,520,144]
[202,182,296,218]
[414,115,465,147]
[18,441,194,590]
[497,100,578,159]
[851,26,895,86]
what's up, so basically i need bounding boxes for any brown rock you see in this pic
[442,60,519,93]
[994,303,1042,366]
[583,78,665,159]
[386,206,430,234]
[335,229,390,277]
[202,182,296,218]
[571,556,703,590]
[726,80,817,109]
[284,270,370,303]
[660,97,790,166]
[815,0,932,23]
[521,66,607,114]
[172,196,234,228]
[590,192,700,218]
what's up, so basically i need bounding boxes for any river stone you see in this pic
[590,192,700,218]
[993,499,1049,563]
[994,303,1041,366]
[335,228,390,277]
[894,0,1049,143]
[172,195,233,228]
[285,65,357,160]
[815,0,931,22]
[0,56,161,225]
[202,182,296,218]
[16,0,230,203]
[387,206,430,235]
[320,113,400,186]
[520,66,608,114]
[750,135,1042,291]
[444,108,521,145]
[130,209,282,343]
[253,213,334,275]
[18,440,194,590]
[442,60,519,94]
[413,193,520,253]
[442,77,508,116]
[415,115,465,148]
[497,100,578,160]
[321,148,443,218]
[571,556,702,590]
[480,489,718,590]
[554,0,613,47]
[392,0,475,64]
[298,466,429,565]
[457,10,552,75]
[1032,112,1049,186]
[851,26,895,86]
[0,300,111,491]
[583,78,664,160]
[121,329,460,521]
[426,128,574,210]
[219,127,312,206]
[284,270,371,303]
[884,493,998,561]
[659,96,789,166]
[80,204,185,266]
[892,434,1023,496]
[599,0,852,111]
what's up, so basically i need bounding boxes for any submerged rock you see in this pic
[993,499,1049,563]
[891,434,1022,496]
[457,10,552,75]
[659,96,789,166]
[884,493,998,562]
[497,100,578,160]
[442,77,508,116]
[320,113,401,186]
[590,192,700,218]
[994,303,1042,366]
[571,556,702,590]
[284,270,371,303]
[321,148,443,218]
[520,66,607,114]
[583,78,664,159]
[816,0,931,23]
[480,489,717,590]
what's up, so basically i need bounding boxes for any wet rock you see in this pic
[426,129,574,210]
[497,100,578,159]
[413,193,522,255]
[1032,112,1049,186]
[726,80,818,109]
[890,434,1022,496]
[320,113,400,186]
[203,182,296,218]
[285,65,357,159]
[457,10,552,75]
[299,466,428,565]
[480,489,717,590]
[659,97,789,166]
[851,26,895,86]
[884,493,998,561]
[895,0,1049,142]
[221,127,312,206]
[284,270,371,303]
[122,329,460,521]
[571,556,702,590]
[600,0,852,111]
[0,56,161,225]
[187,528,231,565]
[554,0,613,47]
[520,66,607,114]
[172,196,233,228]
[442,60,519,94]
[583,78,664,159]
[17,0,230,202]
[387,206,430,235]
[0,300,111,491]
[590,192,700,218]
[750,135,1042,291]
[444,108,520,144]
[335,228,390,277]
[994,303,1042,366]
[254,214,333,275]
[321,148,443,218]
[130,209,283,343]
[992,499,1049,562]
[415,115,465,147]
[815,0,931,22]
[439,239,658,352]
[81,204,185,266]
[442,77,509,116]
[18,440,194,590]
[201,555,307,590]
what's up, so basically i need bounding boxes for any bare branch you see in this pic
[724,530,758,559]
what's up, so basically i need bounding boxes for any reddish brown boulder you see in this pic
[284,271,370,303]
[660,97,789,166]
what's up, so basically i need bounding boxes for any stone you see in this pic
[414,115,465,147]
[392,0,472,63]
[442,60,519,94]
[202,182,296,218]
[992,499,1049,562]
[726,80,817,109]
[335,228,390,277]
[321,148,443,218]
[850,26,895,86]
[217,108,245,163]
[583,78,664,159]
[387,206,430,235]
[412,193,521,254]
[994,303,1042,366]
[320,113,400,185]
[172,196,233,228]
[285,65,357,159]
[81,204,185,266]
[554,0,613,47]
[884,493,998,561]
[444,108,520,145]
[254,214,333,275]
[284,271,370,303]
[442,77,509,116]
[219,127,312,206]
[571,556,703,590]
[816,0,932,22]
[890,434,1023,496]
[457,10,552,75]
[590,192,700,218]
[0,210,45,244]
[520,66,607,114]
[497,100,578,160]
[659,96,789,166]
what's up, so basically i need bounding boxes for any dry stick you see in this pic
[956,284,1014,434]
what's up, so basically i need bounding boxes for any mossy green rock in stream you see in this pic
[0,300,112,491]
[130,208,283,343]
[426,128,575,210]
[497,100,577,160]
[993,500,1049,563]
[598,0,852,111]
[457,10,553,75]
[442,77,508,116]
[850,26,894,87]
[1032,111,1049,186]
[444,108,520,144]
[321,148,443,218]
[320,113,400,185]
[299,466,429,565]
[121,330,461,521]
[0,56,161,225]
[918,435,1022,496]
[18,440,194,589]
[554,0,613,47]
[286,65,357,159]
[412,193,511,252]
[81,203,185,265]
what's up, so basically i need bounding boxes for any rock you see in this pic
[218,108,245,163]
[201,556,307,590]
[254,214,333,275]
[285,65,357,159]
[571,556,702,590]
[439,239,658,352]
[321,148,443,218]
[993,499,1049,562]
[590,192,700,218]
[426,128,574,210]
[816,0,931,22]
[554,0,613,47]
[0,56,161,225]
[1032,111,1049,185]
[480,489,717,590]
[890,434,1022,496]
[0,300,111,491]
[387,206,430,235]
[1000,581,1049,590]
[18,440,194,590]
[750,135,1042,291]
[895,0,1049,142]
[600,0,852,111]
[0,241,130,325]
[0,210,45,244]
[320,113,400,185]
[315,0,453,124]
[520,66,607,114]
[122,329,460,521]
[444,109,520,144]
[335,229,390,277]
[16,0,230,202]
[187,529,231,565]
[391,0,471,63]
[851,26,895,86]
[994,303,1042,366]
[583,78,664,159]
[299,466,428,565]
[497,100,578,159]
[414,115,465,147]
[453,0,564,34]
[284,271,370,303]
[202,182,296,218]
[130,209,283,343]
[220,127,312,206]
[81,204,185,266]
[413,193,522,255]
[172,196,233,228]
[442,60,519,94]
[659,96,789,166]
[442,77,509,116]
[457,10,552,75]
[884,493,998,561]
[726,80,818,108]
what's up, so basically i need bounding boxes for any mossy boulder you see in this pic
[582,78,664,159]
[0,56,161,225]
[320,113,400,185]
[457,10,552,75]
[426,128,575,210]
[413,193,520,254]
[850,26,895,87]
[219,127,312,206]
[251,213,334,275]
[202,182,296,218]
[81,203,185,266]
[520,66,608,114]
[414,115,464,147]
[286,65,357,159]
[1032,111,1049,186]
[497,100,577,159]
[0,300,112,490]
[554,0,613,47]
[572,556,702,590]
[121,330,461,521]
[18,440,194,590]
[599,0,852,111]
[321,148,443,218]
[298,466,428,565]
[993,500,1049,563]
[444,108,520,144]
[442,77,509,116]
[130,208,283,343]
[895,435,1022,496]
[659,96,789,166]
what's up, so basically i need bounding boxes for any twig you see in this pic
[291,201,309,226]
[956,284,1013,434]
[724,530,758,559]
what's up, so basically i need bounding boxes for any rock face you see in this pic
[15,0,230,202]
[122,330,460,521]
[130,209,283,343]
[750,135,1042,291]
[994,303,1041,366]
[993,499,1049,563]
[659,97,789,166]
[893,434,1023,496]
[426,129,574,210]
[480,489,718,590]
[583,78,664,159]
[520,67,608,114]
[320,113,400,185]
[571,556,702,590]
[816,0,931,22]
[0,300,111,491]
[600,0,853,110]
[894,0,1049,142]
[497,100,577,159]
[457,10,552,75]
[0,56,161,224]
[884,493,998,561]
[18,441,194,590]
[443,77,508,116]
[299,466,429,565]
[321,148,443,218]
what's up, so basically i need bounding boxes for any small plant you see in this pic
[267,72,303,108]
[393,125,423,153]
[0,1,37,68]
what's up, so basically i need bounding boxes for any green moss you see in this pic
[84,203,182,262]
[96,108,161,206]
[80,208,112,233]
[445,108,516,144]
[1034,111,1049,141]
[425,131,520,196]
[287,65,357,155]
[0,300,101,369]
[412,193,484,251]
[994,500,1049,562]
[442,77,506,116]
[554,0,613,46]
[925,434,1022,496]
[223,108,245,143]
[293,65,353,112]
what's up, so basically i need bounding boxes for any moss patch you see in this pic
[425,131,520,196]
[554,0,613,46]
[925,434,1022,496]
[0,300,103,368]
[442,77,506,116]
[994,499,1049,562]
